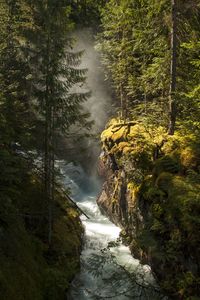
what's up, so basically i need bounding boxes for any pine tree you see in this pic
[0,0,91,245]
[97,0,143,120]
[97,0,200,132]
[168,0,177,135]
[98,1,168,123]
[28,0,91,245]
[0,0,34,146]
[0,0,36,207]
[175,0,200,132]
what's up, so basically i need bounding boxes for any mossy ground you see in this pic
[100,119,200,299]
[0,156,83,300]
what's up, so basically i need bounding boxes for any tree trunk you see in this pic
[44,9,53,246]
[45,97,53,246]
[48,105,55,247]
[120,83,127,121]
[168,0,177,135]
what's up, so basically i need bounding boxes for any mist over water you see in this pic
[74,28,113,133]
[58,29,167,300]
[64,28,114,172]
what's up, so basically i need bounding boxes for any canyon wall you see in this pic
[97,118,200,299]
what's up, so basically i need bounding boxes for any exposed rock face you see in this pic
[97,151,148,263]
[97,118,200,299]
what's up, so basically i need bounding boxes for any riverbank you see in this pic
[0,155,83,300]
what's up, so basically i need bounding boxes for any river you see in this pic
[57,161,166,300]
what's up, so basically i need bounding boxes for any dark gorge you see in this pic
[0,1,199,300]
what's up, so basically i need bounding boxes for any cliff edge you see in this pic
[97,118,200,299]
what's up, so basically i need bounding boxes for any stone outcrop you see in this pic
[97,118,200,299]
[97,149,148,263]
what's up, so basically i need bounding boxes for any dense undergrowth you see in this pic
[0,148,83,300]
[100,118,200,299]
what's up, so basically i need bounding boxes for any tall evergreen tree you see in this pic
[0,0,36,209]
[168,0,177,135]
[0,0,91,245]
[97,0,200,133]
[28,0,91,245]
[0,0,34,146]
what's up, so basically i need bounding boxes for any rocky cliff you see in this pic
[97,118,200,299]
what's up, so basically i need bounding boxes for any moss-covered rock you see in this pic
[98,119,200,299]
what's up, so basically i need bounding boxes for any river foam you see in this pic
[57,161,165,300]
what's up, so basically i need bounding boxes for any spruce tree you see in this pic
[0,0,91,245]
[0,0,35,207]
[97,0,200,131]
[28,0,91,245]
[0,0,34,146]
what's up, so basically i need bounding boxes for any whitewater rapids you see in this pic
[57,161,166,300]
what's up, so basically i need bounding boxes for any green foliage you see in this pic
[153,155,180,176]
[97,0,200,130]
[70,0,106,27]
[29,0,91,134]
[0,0,89,298]
[101,117,200,298]
[0,0,35,146]
[0,162,83,300]
[139,156,200,298]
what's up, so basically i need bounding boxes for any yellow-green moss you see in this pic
[101,120,168,170]
[127,182,140,204]
[101,118,200,299]
[101,118,127,142]
[117,142,133,154]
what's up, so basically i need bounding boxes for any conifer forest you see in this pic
[0,1,200,299]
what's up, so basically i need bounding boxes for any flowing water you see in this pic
[58,161,166,300]
[55,28,168,300]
